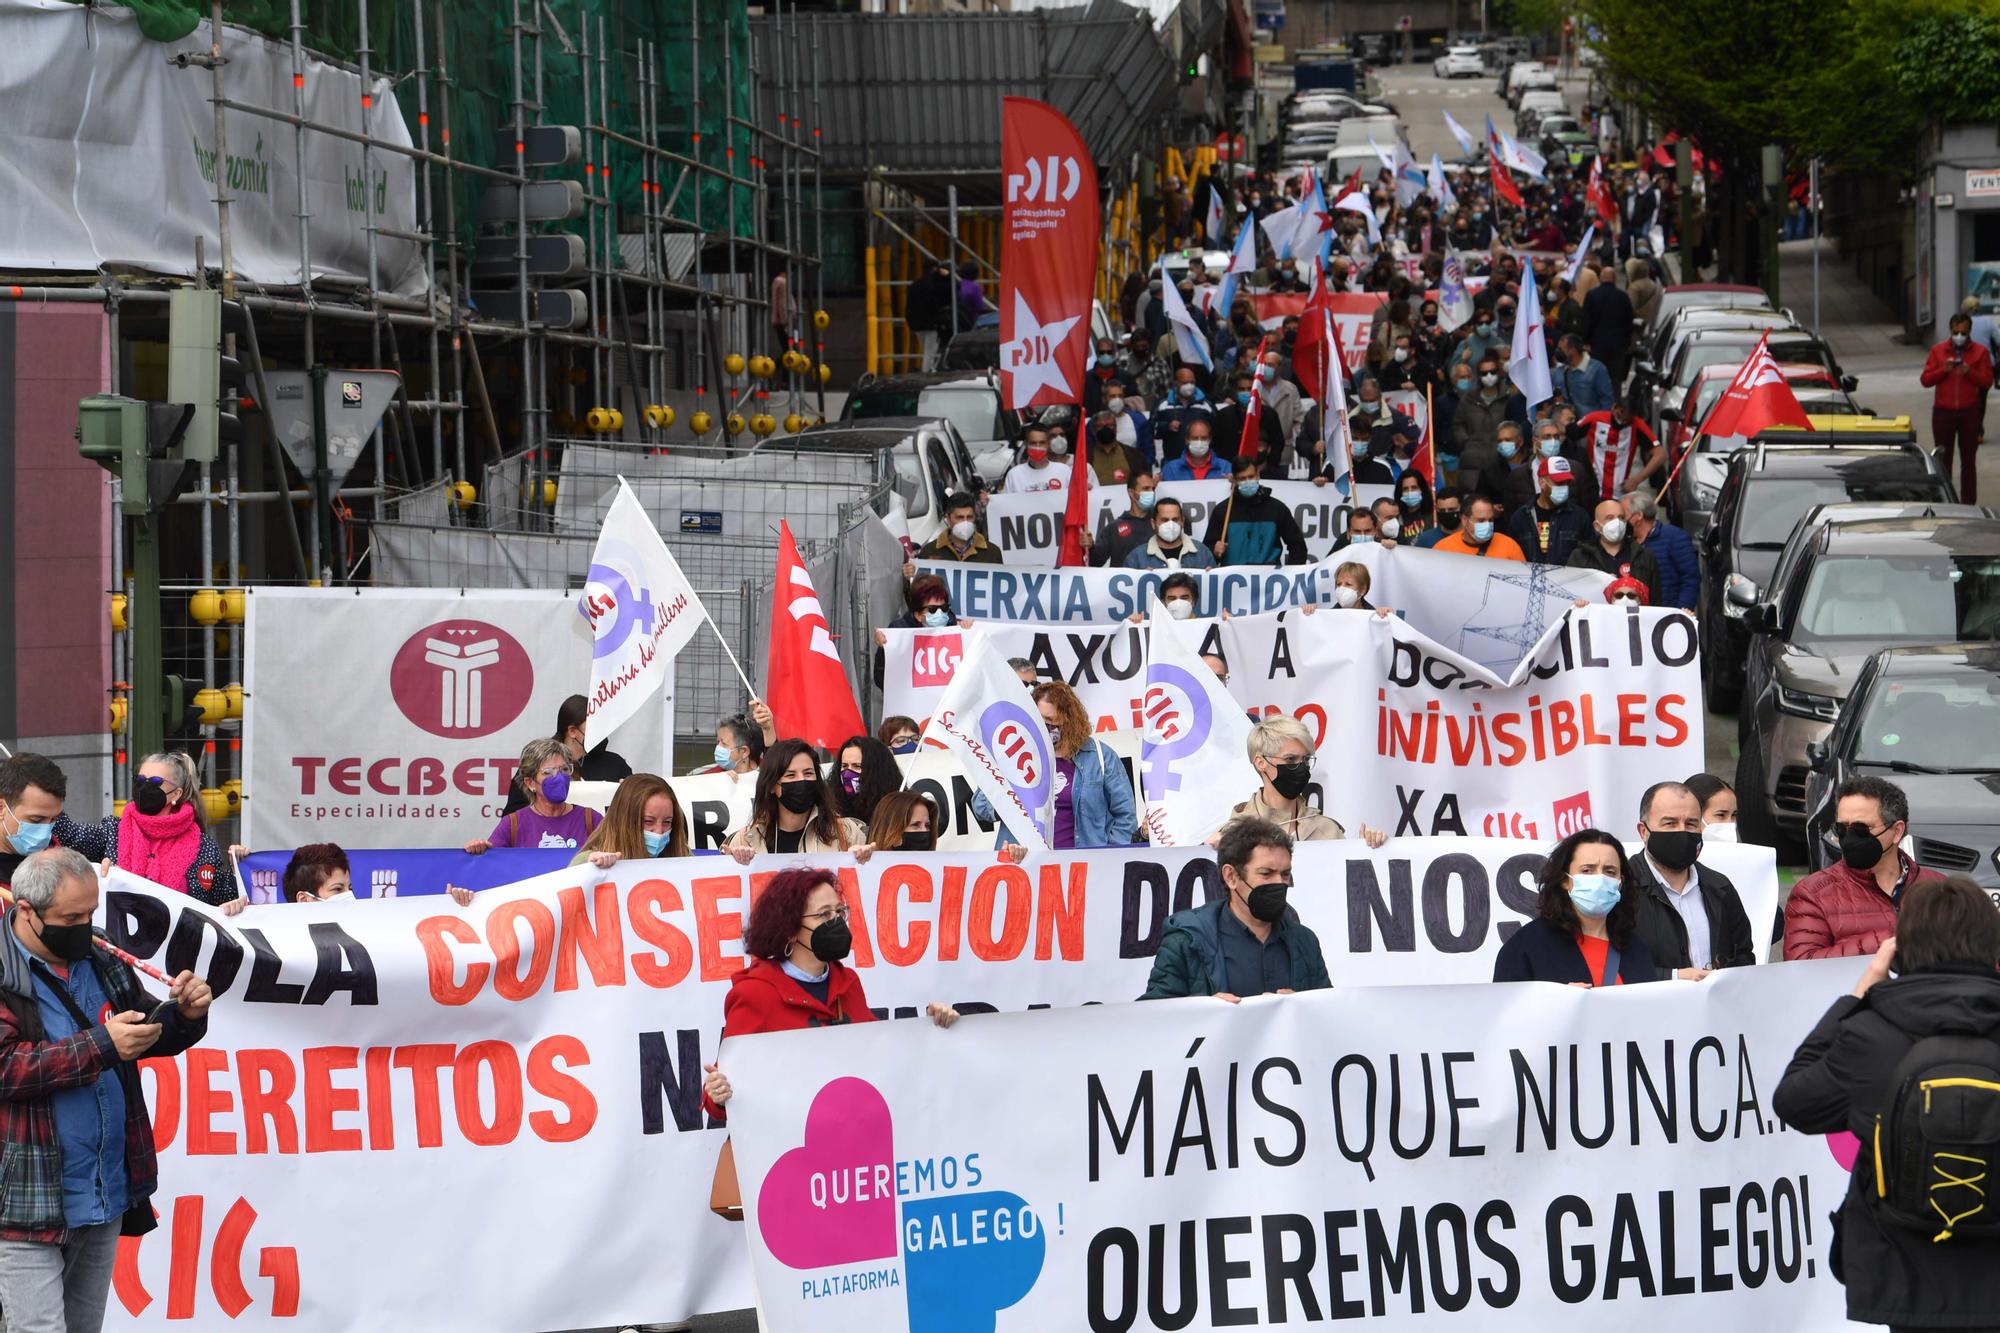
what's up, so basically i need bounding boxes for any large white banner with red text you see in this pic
[724,958,1865,1332]
[98,833,1777,1329]
[244,588,669,851]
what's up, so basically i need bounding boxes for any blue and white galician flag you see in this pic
[1219,213,1259,319]
[1394,144,1428,209]
[1439,254,1474,332]
[1509,265,1554,412]
[1140,596,1257,846]
[923,633,1055,850]
[579,477,710,736]
[1443,110,1476,157]
[1158,257,1214,371]
[1428,152,1458,214]
[1564,224,1598,286]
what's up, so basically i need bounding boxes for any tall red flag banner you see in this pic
[1695,332,1816,440]
[1587,157,1617,228]
[1490,157,1523,209]
[1000,97,1101,411]
[1236,335,1272,461]
[763,520,865,750]
[1058,460,1091,566]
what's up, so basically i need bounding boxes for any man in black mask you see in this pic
[1139,819,1332,1001]
[1628,782,1756,980]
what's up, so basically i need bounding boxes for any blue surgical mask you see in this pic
[1477,322,1494,336]
[1097,354,1114,368]
[1472,519,1495,542]
[1136,490,1158,512]
[1568,873,1623,918]
[714,743,734,767]
[1454,377,1472,393]
[924,608,952,628]
[643,829,673,857]
[1349,533,1375,544]
[1550,484,1570,505]
[1235,391,1252,406]
[4,807,52,856]
[1498,440,1519,460]
[1538,437,1561,458]
[1399,491,1421,508]
[1236,480,1260,499]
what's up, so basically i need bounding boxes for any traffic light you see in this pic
[167,288,226,462]
[75,395,199,514]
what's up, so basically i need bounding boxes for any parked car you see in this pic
[1698,440,1953,711]
[1662,369,1858,528]
[1735,514,2000,849]
[1434,45,1484,77]
[841,370,1018,489]
[1647,327,1850,436]
[1633,309,1815,425]
[761,417,983,551]
[1642,282,1773,339]
[1802,643,2000,891]
[1505,61,1555,106]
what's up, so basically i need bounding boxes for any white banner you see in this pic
[97,836,1780,1329]
[1139,601,1256,847]
[986,481,1393,567]
[581,478,708,737]
[923,635,1057,850]
[725,956,1861,1332]
[0,0,423,292]
[244,588,668,850]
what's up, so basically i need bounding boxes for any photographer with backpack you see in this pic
[1774,875,2000,1331]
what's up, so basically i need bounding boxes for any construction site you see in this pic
[0,0,1244,828]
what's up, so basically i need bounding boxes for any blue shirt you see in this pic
[1216,904,1294,997]
[10,935,129,1227]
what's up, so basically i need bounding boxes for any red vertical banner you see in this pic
[1000,97,1101,411]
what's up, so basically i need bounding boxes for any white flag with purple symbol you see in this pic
[1140,597,1257,847]
[578,478,709,737]
[921,633,1054,850]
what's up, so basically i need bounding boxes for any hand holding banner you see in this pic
[1140,597,1256,846]
[922,634,1055,850]
[578,476,708,736]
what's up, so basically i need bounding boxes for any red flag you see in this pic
[1000,98,1101,411]
[1341,166,1364,201]
[763,520,865,750]
[1058,456,1091,567]
[1694,333,1816,441]
[1586,157,1617,227]
[1237,336,1272,462]
[1489,156,1523,209]
[1291,269,1334,394]
[1410,382,1437,488]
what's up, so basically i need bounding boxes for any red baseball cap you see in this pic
[1537,455,1574,483]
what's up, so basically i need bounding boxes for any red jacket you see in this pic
[1920,339,1995,411]
[703,959,876,1121]
[1782,853,1944,961]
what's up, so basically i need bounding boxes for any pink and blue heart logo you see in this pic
[755,1078,899,1269]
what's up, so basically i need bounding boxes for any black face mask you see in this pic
[1094,425,1117,445]
[1645,829,1702,873]
[1244,881,1290,923]
[778,780,821,815]
[806,918,852,963]
[1841,825,1888,871]
[1269,760,1312,801]
[1436,510,1462,532]
[32,909,95,964]
[899,830,935,852]
[133,783,168,816]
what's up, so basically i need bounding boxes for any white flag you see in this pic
[1438,255,1474,332]
[922,634,1054,850]
[1157,258,1214,371]
[1141,597,1257,847]
[1564,224,1598,286]
[1427,152,1458,214]
[1332,190,1380,248]
[1509,264,1553,411]
[579,477,710,737]
[1443,110,1476,157]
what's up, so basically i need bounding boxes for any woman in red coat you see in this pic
[702,867,956,1119]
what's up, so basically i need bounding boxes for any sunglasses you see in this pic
[1830,821,1887,841]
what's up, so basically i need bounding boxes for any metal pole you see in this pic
[811,12,825,416]
[358,0,385,499]
[435,0,466,487]
[208,0,236,301]
[581,16,601,413]
[692,6,704,415]
[410,0,443,483]
[107,296,127,795]
[1811,156,1821,334]
[511,0,533,484]
[947,183,961,355]
[720,18,737,439]
[598,16,616,427]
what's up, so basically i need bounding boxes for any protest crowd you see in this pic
[6,27,2000,1333]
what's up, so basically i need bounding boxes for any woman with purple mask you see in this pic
[464,737,602,853]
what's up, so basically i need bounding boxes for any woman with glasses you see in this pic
[57,750,240,905]
[701,867,957,1118]
[464,737,601,854]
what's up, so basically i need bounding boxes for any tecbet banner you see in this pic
[0,0,422,292]
[984,481,1392,567]
[244,588,669,851]
[724,958,1863,1332]
[97,836,1778,1329]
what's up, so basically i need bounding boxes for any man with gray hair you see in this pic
[1626,489,1698,609]
[1229,716,1388,846]
[0,848,212,1331]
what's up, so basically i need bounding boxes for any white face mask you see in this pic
[1392,347,1409,363]
[1703,821,1739,843]
[1334,585,1360,608]
[1165,599,1195,620]
[1600,518,1628,544]
[1157,519,1184,545]
[950,520,976,544]
[1050,435,1069,456]
[1380,517,1401,539]
[1187,438,1211,458]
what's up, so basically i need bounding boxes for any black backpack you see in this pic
[1872,1032,2000,1242]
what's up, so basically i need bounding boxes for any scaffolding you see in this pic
[3,0,837,826]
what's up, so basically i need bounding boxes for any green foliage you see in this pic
[1890,13,2000,121]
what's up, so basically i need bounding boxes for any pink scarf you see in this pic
[117,801,201,893]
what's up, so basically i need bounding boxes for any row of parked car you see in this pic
[1654,285,2000,888]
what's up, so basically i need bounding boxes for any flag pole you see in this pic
[708,622,759,703]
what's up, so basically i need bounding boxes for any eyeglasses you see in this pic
[803,905,850,926]
[1830,821,1887,841]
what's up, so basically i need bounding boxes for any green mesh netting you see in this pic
[66,0,755,246]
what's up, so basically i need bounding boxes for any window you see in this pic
[1793,554,2000,643]
[1739,477,1947,547]
[1851,672,2000,772]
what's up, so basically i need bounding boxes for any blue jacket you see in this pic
[1150,400,1215,465]
[1553,357,1615,416]
[1159,452,1234,483]
[1140,897,1332,999]
[1642,519,1699,609]
[970,737,1136,849]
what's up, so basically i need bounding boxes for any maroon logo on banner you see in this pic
[1000,97,1100,411]
[389,620,535,740]
[1551,791,1596,838]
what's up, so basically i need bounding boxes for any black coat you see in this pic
[502,740,632,814]
[1492,917,1659,985]
[1566,535,1662,606]
[1579,282,1635,358]
[1627,856,1757,977]
[1773,968,2000,1327]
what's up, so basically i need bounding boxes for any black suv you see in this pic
[1735,515,2000,850]
[1698,443,1954,710]
[1801,643,2000,892]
